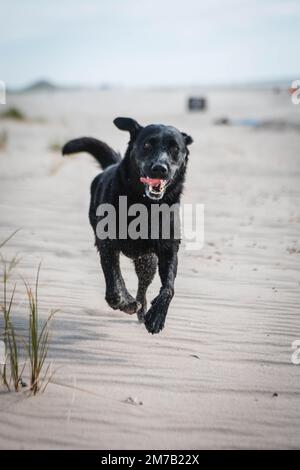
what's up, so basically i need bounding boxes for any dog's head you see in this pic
[114,117,193,201]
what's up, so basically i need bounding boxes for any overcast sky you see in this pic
[1,0,300,88]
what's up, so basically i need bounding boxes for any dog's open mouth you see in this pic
[140,177,168,200]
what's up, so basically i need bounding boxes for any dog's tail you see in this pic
[62,137,121,169]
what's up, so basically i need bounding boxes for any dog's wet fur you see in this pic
[62,117,193,334]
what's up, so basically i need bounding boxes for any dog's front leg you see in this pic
[144,248,178,334]
[99,242,140,314]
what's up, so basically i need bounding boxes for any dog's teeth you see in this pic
[145,179,168,200]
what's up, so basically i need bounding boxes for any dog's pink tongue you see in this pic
[140,177,162,186]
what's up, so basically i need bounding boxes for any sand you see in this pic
[0,88,299,449]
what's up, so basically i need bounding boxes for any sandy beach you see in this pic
[0,88,300,449]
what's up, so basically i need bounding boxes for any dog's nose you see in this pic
[151,163,168,177]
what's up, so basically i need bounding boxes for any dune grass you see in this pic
[0,231,56,394]
[24,264,57,394]
[0,228,21,250]
[48,141,61,152]
[1,107,26,121]
[1,264,24,391]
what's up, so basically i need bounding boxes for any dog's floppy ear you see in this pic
[181,132,193,146]
[113,117,142,140]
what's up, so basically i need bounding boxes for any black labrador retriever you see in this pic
[62,117,193,334]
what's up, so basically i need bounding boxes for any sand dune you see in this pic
[0,89,299,449]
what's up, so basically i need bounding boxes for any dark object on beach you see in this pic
[187,97,207,111]
[214,117,300,131]
[214,117,231,126]
[214,117,261,127]
[124,396,143,406]
[190,354,200,359]
[62,117,193,334]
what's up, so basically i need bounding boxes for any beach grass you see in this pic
[24,264,57,394]
[1,261,25,391]
[1,107,26,121]
[0,231,56,394]
[48,141,62,152]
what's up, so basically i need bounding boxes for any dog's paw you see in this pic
[106,291,140,315]
[121,291,141,315]
[144,302,166,334]
[121,299,141,315]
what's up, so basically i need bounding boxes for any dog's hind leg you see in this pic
[134,254,158,323]
[99,243,140,315]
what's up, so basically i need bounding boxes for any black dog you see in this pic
[62,117,193,334]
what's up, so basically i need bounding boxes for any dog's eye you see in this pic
[168,140,179,153]
[144,142,152,151]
